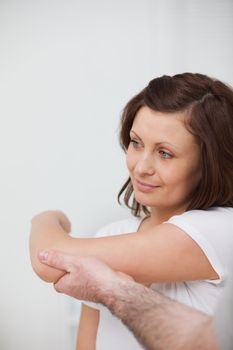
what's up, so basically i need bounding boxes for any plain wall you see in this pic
[0,0,232,349]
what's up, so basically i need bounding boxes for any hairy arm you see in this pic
[104,281,218,350]
[30,210,218,283]
[39,251,219,350]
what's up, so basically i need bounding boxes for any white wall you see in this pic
[0,1,232,349]
[149,0,233,81]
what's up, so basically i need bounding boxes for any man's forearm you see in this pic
[38,251,219,350]
[103,281,218,350]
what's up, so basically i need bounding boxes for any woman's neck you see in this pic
[138,206,188,232]
[149,206,187,225]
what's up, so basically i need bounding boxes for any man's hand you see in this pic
[38,252,219,350]
[38,250,132,304]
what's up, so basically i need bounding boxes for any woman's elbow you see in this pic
[30,256,64,283]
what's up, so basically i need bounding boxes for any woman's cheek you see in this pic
[126,151,135,172]
[126,154,130,171]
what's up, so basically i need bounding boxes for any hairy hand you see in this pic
[38,250,132,303]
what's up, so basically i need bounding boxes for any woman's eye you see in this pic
[130,139,141,149]
[159,150,172,159]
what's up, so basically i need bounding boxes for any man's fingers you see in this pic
[38,250,71,272]
[53,277,66,293]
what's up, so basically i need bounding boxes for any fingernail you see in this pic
[38,250,49,261]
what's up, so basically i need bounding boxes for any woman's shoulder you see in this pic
[165,206,233,281]
[167,206,233,224]
[95,216,143,238]
[165,207,233,241]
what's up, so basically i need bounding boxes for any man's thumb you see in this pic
[38,250,69,272]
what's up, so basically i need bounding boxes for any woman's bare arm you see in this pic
[29,211,72,282]
[76,304,99,350]
[29,210,218,284]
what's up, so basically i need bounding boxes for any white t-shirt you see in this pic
[84,207,233,350]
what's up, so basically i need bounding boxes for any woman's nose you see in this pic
[134,155,155,176]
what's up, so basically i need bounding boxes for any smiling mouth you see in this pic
[135,179,160,192]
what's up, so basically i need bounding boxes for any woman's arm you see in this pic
[76,304,99,350]
[29,211,218,284]
[29,211,72,282]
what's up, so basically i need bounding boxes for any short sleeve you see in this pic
[166,207,233,284]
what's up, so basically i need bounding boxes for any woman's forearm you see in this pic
[30,211,217,285]
[29,210,142,283]
[29,211,139,283]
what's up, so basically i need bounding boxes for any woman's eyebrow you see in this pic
[156,142,180,152]
[130,130,141,138]
[130,129,180,151]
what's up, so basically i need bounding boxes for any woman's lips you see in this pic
[135,179,160,193]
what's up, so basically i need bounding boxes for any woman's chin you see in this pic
[134,195,155,208]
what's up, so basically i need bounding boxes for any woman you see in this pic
[30,73,233,349]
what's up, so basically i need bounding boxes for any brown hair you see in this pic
[118,73,233,216]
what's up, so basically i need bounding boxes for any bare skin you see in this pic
[38,250,219,350]
[30,210,217,284]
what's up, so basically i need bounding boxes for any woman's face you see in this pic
[126,106,201,214]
